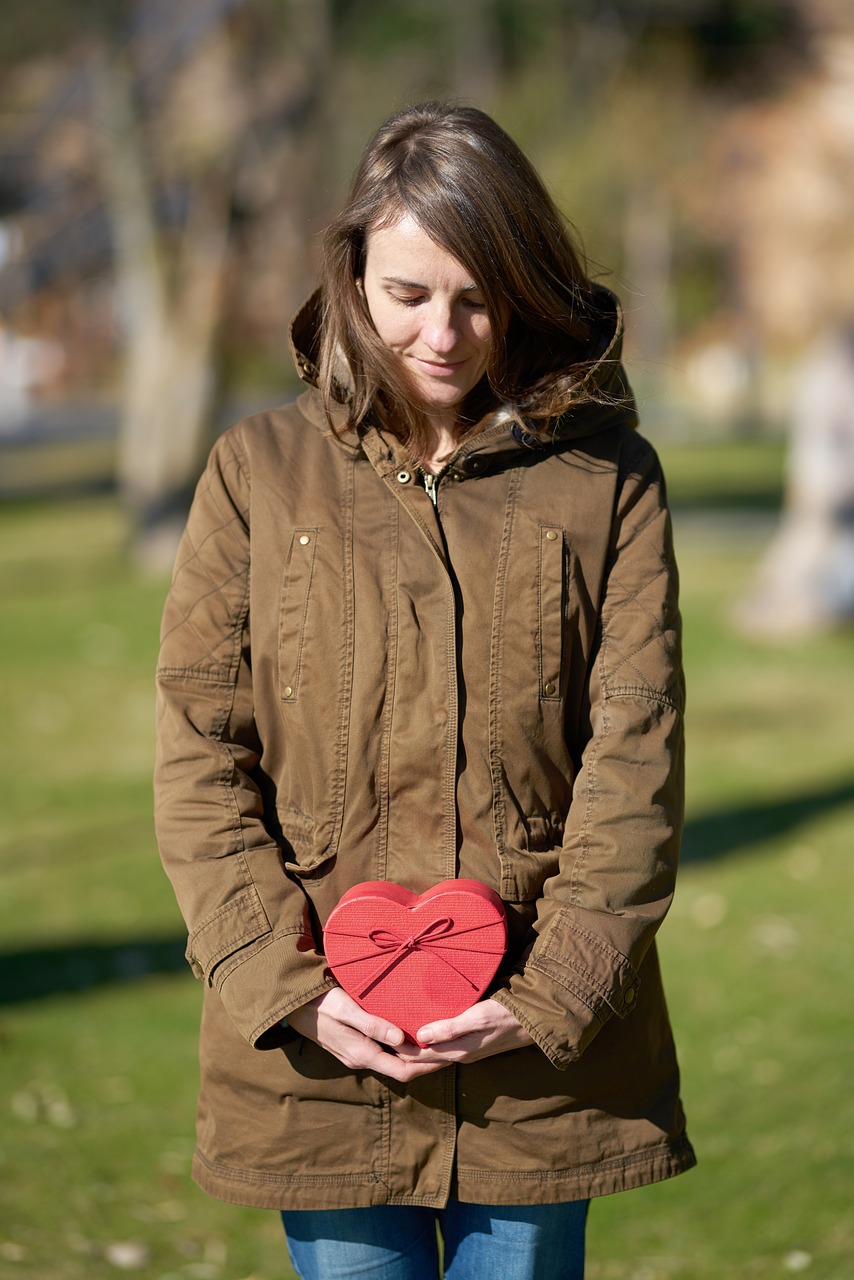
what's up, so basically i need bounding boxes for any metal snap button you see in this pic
[396,470,411,484]
[545,530,558,541]
[298,534,311,545]
[283,686,293,698]
[624,987,636,1005]
[544,682,556,696]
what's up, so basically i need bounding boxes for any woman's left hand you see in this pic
[396,998,534,1066]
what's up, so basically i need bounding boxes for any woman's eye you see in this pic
[462,297,486,311]
[394,294,424,307]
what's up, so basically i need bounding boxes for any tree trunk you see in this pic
[91,51,230,570]
[622,181,673,368]
[734,325,854,635]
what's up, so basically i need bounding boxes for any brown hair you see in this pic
[319,101,605,463]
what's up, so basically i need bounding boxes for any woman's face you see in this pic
[361,213,500,424]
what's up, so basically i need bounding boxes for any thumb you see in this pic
[415,1014,465,1046]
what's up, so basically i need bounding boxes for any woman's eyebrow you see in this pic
[381,275,426,288]
[381,275,480,292]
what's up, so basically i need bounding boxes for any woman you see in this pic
[155,102,695,1279]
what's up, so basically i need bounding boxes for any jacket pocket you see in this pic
[277,807,336,879]
[538,525,567,701]
[496,808,563,901]
[278,529,318,702]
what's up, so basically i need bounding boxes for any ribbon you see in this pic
[325,915,505,1000]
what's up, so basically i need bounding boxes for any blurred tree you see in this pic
[90,30,235,562]
[735,326,854,634]
[0,0,337,561]
[89,0,336,565]
[722,28,854,633]
[0,0,844,570]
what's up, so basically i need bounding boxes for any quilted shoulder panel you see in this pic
[158,434,251,682]
[598,440,682,712]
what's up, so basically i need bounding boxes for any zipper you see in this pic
[422,471,438,507]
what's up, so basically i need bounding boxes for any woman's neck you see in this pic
[422,416,461,475]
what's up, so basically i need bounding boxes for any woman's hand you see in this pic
[400,998,534,1065]
[286,988,448,1083]
[288,991,533,1080]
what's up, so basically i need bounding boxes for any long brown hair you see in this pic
[319,102,605,462]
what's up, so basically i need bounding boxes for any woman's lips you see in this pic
[412,356,469,376]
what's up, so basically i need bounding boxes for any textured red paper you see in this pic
[323,879,507,1041]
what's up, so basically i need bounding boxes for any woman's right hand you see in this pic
[287,988,446,1083]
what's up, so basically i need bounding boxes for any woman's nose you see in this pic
[422,304,460,354]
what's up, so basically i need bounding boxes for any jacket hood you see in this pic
[288,282,638,466]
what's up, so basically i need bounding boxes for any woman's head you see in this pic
[319,102,598,458]
[359,212,500,433]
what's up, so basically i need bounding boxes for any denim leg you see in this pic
[281,1205,440,1280]
[440,1199,590,1280]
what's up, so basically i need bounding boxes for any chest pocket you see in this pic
[278,529,318,702]
[538,525,567,701]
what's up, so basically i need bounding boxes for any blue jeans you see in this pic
[281,1199,589,1280]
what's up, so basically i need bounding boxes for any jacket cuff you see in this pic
[532,911,641,1020]
[489,988,588,1069]
[189,911,333,1046]
[217,933,337,1045]
[492,911,641,1068]
[183,880,338,1044]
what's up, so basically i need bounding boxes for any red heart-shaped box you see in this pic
[323,880,507,1041]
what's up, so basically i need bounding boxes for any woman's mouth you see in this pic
[413,357,469,376]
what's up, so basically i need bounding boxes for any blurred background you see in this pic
[1,2,852,1278]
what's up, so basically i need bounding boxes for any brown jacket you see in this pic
[154,292,696,1209]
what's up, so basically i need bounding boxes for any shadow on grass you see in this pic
[669,488,782,514]
[3,776,853,1005]
[0,935,189,1005]
[682,777,854,864]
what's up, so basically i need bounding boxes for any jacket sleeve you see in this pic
[492,438,684,1068]
[154,429,335,1046]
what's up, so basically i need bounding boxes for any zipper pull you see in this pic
[422,472,438,506]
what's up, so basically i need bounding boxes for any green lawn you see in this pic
[1,447,851,1278]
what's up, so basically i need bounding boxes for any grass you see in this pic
[1,442,852,1279]
[585,513,854,1280]
[656,434,787,513]
[0,497,290,1280]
